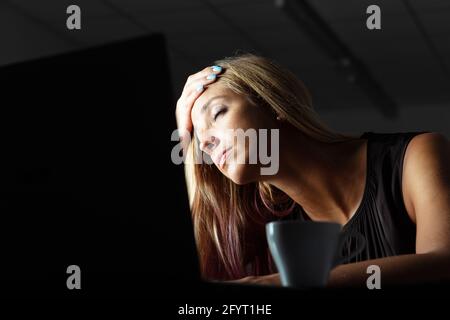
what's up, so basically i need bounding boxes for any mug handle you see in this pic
[333,231,366,266]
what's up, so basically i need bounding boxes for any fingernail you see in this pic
[212,66,222,72]
[206,73,216,80]
[196,84,204,92]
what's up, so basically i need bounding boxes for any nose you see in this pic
[199,134,220,154]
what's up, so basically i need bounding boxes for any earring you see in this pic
[276,115,282,121]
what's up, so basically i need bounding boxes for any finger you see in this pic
[229,276,253,283]
[182,71,221,102]
[186,65,223,85]
[185,71,220,104]
[181,65,223,97]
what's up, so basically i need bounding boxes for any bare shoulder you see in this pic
[402,132,450,224]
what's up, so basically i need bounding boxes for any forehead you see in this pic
[191,82,230,124]
[192,82,228,112]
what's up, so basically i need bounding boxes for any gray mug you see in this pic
[266,220,365,288]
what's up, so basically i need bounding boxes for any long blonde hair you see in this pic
[185,54,359,280]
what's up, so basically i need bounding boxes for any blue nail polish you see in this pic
[212,66,222,72]
[196,84,204,92]
[206,74,216,80]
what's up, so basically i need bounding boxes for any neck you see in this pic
[261,125,367,225]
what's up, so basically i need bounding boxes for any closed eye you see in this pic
[213,109,226,121]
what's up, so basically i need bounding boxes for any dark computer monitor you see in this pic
[0,34,200,298]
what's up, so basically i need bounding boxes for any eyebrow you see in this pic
[200,95,227,114]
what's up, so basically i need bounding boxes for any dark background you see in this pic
[1,0,449,137]
[0,0,449,304]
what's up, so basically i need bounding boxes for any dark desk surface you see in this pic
[191,280,450,301]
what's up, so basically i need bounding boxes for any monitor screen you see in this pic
[0,34,199,298]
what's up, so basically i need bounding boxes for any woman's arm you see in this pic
[332,133,450,287]
[328,251,450,287]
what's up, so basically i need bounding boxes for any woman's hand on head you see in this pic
[175,65,223,148]
[225,273,281,286]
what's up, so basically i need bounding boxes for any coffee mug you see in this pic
[266,221,365,288]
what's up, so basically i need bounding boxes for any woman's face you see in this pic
[191,82,277,185]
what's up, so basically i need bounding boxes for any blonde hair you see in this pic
[185,54,359,280]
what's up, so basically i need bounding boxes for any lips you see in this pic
[214,147,232,169]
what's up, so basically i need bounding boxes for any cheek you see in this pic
[226,136,257,169]
[232,107,273,131]
[216,108,273,151]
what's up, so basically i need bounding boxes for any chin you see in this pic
[224,163,259,185]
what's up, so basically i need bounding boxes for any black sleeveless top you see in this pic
[288,131,429,264]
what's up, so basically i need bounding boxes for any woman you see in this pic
[175,54,450,287]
